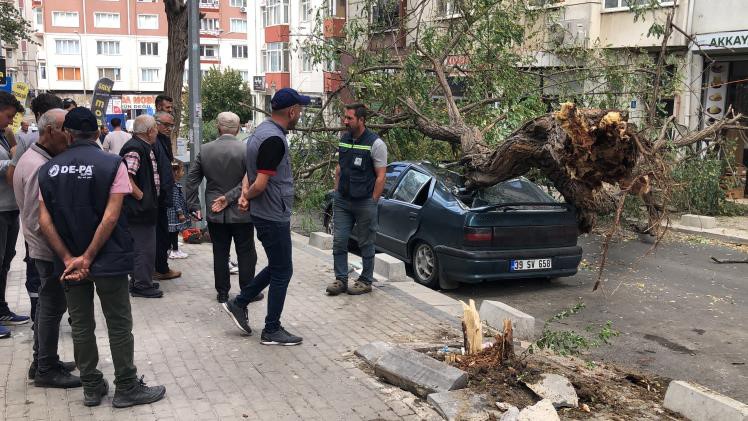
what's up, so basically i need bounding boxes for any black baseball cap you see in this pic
[271,88,311,111]
[62,98,77,108]
[63,107,99,132]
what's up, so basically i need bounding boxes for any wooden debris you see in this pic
[461,299,483,355]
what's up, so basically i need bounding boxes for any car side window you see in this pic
[383,164,407,196]
[392,169,431,205]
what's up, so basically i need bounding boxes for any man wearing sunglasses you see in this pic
[153,112,179,281]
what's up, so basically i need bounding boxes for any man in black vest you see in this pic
[153,111,180,281]
[120,115,163,298]
[37,107,166,407]
[326,103,388,296]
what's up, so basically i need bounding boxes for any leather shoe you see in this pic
[34,367,82,389]
[154,270,181,280]
[217,292,228,303]
[130,287,164,298]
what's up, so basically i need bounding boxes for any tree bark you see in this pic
[164,0,189,146]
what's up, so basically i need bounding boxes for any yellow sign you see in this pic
[11,82,29,132]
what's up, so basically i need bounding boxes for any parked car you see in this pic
[323,161,583,289]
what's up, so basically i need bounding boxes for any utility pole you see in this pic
[188,0,206,221]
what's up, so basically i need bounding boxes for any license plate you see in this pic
[510,258,552,271]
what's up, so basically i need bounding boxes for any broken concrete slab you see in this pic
[680,214,717,229]
[523,373,579,409]
[664,380,748,421]
[427,390,491,421]
[478,300,535,340]
[374,346,468,397]
[355,341,394,366]
[499,406,520,421]
[309,232,333,250]
[374,253,407,281]
[518,399,560,421]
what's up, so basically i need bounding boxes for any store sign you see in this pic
[693,30,748,51]
[703,62,729,126]
[11,82,29,132]
[106,97,123,114]
[253,76,265,91]
[90,78,114,126]
[122,94,157,110]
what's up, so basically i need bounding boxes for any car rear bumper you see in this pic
[434,245,583,283]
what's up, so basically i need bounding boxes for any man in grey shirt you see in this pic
[326,103,387,296]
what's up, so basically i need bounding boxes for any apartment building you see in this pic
[2,0,251,119]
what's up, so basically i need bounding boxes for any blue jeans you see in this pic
[332,194,377,284]
[235,217,292,333]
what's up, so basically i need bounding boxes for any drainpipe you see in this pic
[683,0,697,130]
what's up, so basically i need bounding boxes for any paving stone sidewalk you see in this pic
[1,236,459,421]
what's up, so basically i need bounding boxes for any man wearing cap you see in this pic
[62,98,77,111]
[222,88,306,346]
[152,111,179,281]
[185,111,260,304]
[37,107,166,407]
[14,108,81,388]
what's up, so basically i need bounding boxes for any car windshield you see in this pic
[423,163,556,207]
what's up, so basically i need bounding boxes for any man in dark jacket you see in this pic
[153,111,179,280]
[37,107,165,407]
[120,115,162,298]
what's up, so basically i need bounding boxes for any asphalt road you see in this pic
[444,232,748,402]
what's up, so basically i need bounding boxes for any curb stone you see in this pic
[664,380,748,421]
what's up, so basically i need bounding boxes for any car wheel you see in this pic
[412,242,439,289]
[323,205,333,235]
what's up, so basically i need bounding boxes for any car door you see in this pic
[377,168,433,259]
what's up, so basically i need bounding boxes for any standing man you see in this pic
[185,112,259,303]
[102,118,131,155]
[0,91,29,339]
[38,107,165,407]
[16,121,34,147]
[153,112,179,281]
[98,125,109,145]
[120,115,163,298]
[14,108,80,387]
[155,95,174,114]
[326,103,387,296]
[222,88,306,346]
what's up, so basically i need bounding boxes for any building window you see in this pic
[94,12,120,28]
[98,67,122,81]
[200,18,220,31]
[603,0,674,9]
[232,45,248,58]
[327,0,346,18]
[266,42,289,72]
[137,14,159,29]
[96,40,120,55]
[230,0,247,7]
[57,67,81,81]
[34,8,43,30]
[140,68,160,82]
[239,70,249,81]
[301,52,313,72]
[140,41,159,56]
[4,49,12,60]
[372,0,400,30]
[259,50,267,73]
[51,11,79,27]
[55,39,80,55]
[300,0,312,21]
[324,58,340,72]
[264,0,289,26]
[436,0,456,16]
[199,44,219,59]
[230,18,247,33]
[39,63,46,80]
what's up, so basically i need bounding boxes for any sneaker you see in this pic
[154,270,181,280]
[0,311,30,325]
[34,366,82,389]
[216,292,229,303]
[0,325,10,339]
[347,278,373,295]
[222,299,251,335]
[29,360,76,380]
[83,379,109,407]
[261,327,302,346]
[229,263,239,275]
[168,250,178,260]
[112,376,166,408]
[175,251,189,259]
[325,279,348,296]
[130,287,163,298]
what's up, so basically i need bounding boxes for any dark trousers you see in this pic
[32,260,67,374]
[65,275,137,391]
[24,243,41,322]
[332,195,377,284]
[155,207,171,274]
[129,222,156,290]
[235,217,292,332]
[0,210,19,315]
[208,222,256,296]
[169,232,178,251]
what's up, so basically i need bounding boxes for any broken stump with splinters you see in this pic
[461,299,483,355]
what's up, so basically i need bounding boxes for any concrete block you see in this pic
[517,399,559,421]
[523,373,578,409]
[663,380,748,421]
[355,341,394,366]
[680,214,717,229]
[479,300,536,340]
[374,253,407,281]
[374,347,468,397]
[427,390,490,421]
[309,232,333,250]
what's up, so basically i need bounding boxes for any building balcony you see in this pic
[200,29,221,37]
[323,17,346,38]
[199,0,220,11]
[323,71,344,93]
[264,25,290,43]
[31,0,42,7]
[265,72,290,91]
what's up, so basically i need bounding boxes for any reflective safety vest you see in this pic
[337,129,379,200]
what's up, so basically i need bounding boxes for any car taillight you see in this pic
[464,227,493,245]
